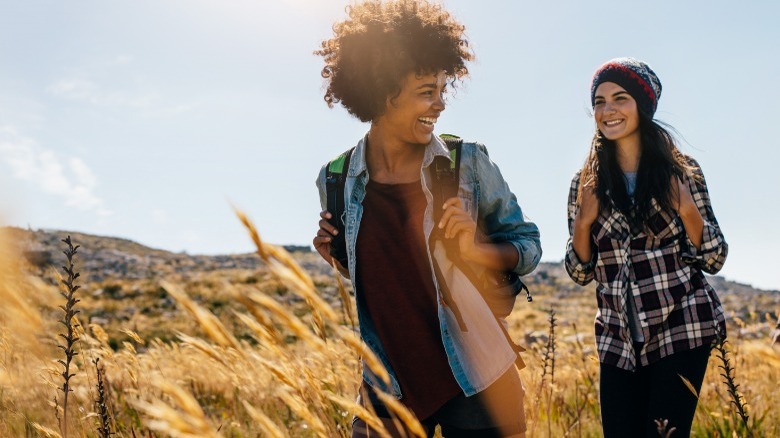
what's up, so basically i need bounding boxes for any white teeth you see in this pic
[419,117,437,125]
[604,119,623,126]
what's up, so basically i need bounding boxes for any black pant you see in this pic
[599,344,711,437]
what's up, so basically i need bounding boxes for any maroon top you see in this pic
[355,179,462,420]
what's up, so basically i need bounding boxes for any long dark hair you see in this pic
[579,111,695,228]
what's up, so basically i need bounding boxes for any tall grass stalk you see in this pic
[93,358,112,438]
[713,337,752,437]
[529,306,558,438]
[545,307,557,437]
[57,236,81,438]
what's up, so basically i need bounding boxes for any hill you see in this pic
[7,226,776,292]
[3,226,778,346]
[5,226,318,281]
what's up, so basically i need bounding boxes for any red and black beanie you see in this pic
[591,57,662,117]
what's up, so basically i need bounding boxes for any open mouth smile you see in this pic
[418,116,437,127]
[603,119,624,127]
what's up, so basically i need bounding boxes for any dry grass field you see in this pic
[0,219,778,437]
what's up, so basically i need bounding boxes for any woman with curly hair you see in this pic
[313,1,540,436]
[565,57,728,437]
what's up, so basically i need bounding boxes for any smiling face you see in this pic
[374,70,447,146]
[593,81,641,146]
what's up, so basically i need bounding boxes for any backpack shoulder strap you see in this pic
[433,136,533,304]
[432,134,463,227]
[325,147,354,268]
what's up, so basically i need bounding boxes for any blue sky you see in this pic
[1,1,778,290]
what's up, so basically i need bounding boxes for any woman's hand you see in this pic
[671,175,705,249]
[438,197,519,270]
[439,197,478,258]
[575,184,599,229]
[313,210,348,275]
[672,175,697,217]
[572,184,599,264]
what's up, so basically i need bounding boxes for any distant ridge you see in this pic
[2,226,777,295]
[1,226,310,282]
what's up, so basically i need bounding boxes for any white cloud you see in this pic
[48,78,156,108]
[47,77,192,116]
[48,78,98,102]
[114,54,134,65]
[0,126,112,215]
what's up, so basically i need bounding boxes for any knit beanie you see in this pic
[591,57,662,117]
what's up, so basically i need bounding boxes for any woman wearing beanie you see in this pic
[565,57,728,437]
[313,1,541,436]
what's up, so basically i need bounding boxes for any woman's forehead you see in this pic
[594,81,628,96]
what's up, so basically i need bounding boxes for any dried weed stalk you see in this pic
[714,337,753,437]
[57,236,81,438]
[94,357,113,438]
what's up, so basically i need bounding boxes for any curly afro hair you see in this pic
[315,0,473,122]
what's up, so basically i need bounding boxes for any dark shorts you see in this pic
[352,368,526,437]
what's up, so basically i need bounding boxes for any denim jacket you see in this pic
[316,134,541,397]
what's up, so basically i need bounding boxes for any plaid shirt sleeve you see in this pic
[679,158,728,274]
[564,172,596,285]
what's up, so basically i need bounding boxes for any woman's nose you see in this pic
[433,94,445,110]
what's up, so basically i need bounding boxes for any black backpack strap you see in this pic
[429,135,468,330]
[432,134,462,228]
[325,147,354,268]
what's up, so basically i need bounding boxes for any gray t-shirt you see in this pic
[624,171,637,199]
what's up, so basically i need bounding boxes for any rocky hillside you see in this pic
[3,226,777,347]
[5,226,777,296]
[5,226,317,282]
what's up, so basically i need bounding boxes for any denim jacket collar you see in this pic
[347,132,451,178]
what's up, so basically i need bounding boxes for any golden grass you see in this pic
[0,221,778,437]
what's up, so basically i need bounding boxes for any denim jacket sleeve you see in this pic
[470,143,542,276]
[564,171,596,285]
[679,157,728,274]
[315,164,328,211]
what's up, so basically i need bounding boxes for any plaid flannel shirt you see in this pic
[565,157,727,371]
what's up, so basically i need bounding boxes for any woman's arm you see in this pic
[564,172,597,285]
[313,210,350,277]
[314,166,350,278]
[677,159,728,274]
[471,144,541,275]
[571,184,599,263]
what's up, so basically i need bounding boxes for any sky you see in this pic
[1,0,778,291]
